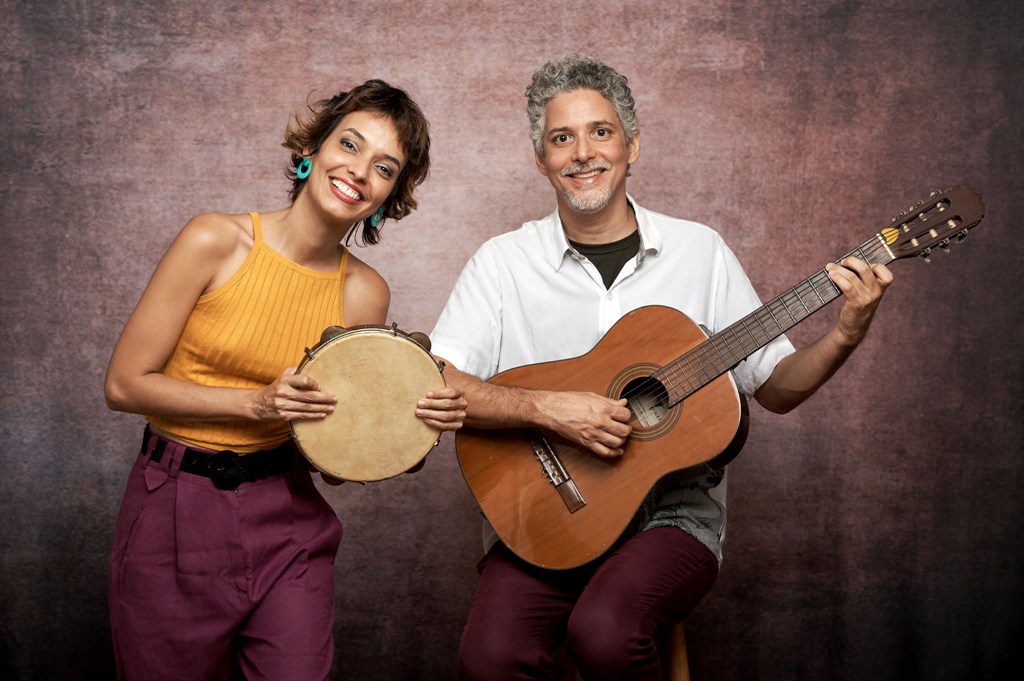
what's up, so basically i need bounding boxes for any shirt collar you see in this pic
[542,195,663,271]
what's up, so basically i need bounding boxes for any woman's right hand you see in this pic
[249,368,337,421]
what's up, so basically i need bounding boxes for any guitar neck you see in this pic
[656,235,895,407]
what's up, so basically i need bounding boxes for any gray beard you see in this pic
[562,185,613,214]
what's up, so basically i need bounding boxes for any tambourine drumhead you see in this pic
[291,326,445,482]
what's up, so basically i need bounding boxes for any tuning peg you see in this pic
[955,229,969,242]
[919,247,932,263]
[939,239,951,252]
[930,190,941,198]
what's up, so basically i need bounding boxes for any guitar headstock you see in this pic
[879,185,985,262]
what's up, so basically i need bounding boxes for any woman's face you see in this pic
[302,110,406,225]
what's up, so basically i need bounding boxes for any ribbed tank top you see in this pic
[148,212,349,451]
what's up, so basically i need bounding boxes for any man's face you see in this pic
[534,88,640,216]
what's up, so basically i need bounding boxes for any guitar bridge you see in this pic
[528,430,586,513]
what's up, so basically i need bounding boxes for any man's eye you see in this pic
[554,134,570,144]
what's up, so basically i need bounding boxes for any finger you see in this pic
[840,258,892,294]
[282,372,324,393]
[585,423,629,449]
[589,441,625,459]
[872,263,894,288]
[825,262,857,293]
[417,397,467,410]
[416,406,466,425]
[425,388,465,400]
[278,391,337,408]
[420,417,464,432]
[610,405,633,423]
[838,256,870,274]
[278,408,331,421]
[273,397,336,419]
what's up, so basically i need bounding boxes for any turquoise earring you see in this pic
[296,157,312,180]
[370,206,385,228]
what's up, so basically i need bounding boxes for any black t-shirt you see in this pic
[568,230,641,289]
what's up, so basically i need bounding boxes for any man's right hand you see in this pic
[535,391,633,458]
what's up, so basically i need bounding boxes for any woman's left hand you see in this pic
[416,388,468,431]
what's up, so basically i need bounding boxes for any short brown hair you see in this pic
[283,79,431,245]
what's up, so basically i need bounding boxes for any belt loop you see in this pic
[165,440,187,478]
[143,432,171,492]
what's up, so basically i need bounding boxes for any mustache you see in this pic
[560,161,611,177]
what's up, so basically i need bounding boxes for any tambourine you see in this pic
[291,324,446,483]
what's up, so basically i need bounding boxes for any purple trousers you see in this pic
[457,527,718,681]
[109,433,342,680]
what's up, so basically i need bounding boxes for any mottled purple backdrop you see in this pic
[2,1,1021,679]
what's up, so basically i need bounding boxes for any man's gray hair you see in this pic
[525,54,639,156]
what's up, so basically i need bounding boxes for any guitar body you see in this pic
[455,305,746,569]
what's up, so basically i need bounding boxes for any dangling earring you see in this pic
[370,206,385,228]
[296,156,312,180]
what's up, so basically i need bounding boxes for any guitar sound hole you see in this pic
[621,376,670,428]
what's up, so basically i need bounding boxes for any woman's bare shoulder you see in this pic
[174,212,254,255]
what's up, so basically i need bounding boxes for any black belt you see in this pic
[141,427,296,491]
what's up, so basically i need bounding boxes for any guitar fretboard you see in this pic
[654,235,894,406]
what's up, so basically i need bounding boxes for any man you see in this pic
[425,54,891,681]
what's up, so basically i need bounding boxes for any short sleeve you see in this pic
[429,247,504,380]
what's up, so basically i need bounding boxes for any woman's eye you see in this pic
[377,165,394,178]
[342,139,357,151]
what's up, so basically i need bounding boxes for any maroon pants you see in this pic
[458,527,718,681]
[109,434,342,680]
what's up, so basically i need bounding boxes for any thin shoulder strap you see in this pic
[248,212,263,243]
[337,247,350,326]
[338,246,350,276]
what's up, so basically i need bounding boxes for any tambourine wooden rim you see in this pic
[290,324,445,483]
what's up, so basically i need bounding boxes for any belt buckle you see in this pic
[209,450,247,491]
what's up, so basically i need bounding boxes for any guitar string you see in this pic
[620,237,892,425]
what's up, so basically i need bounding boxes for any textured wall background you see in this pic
[2,0,1021,679]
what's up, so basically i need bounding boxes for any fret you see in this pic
[739,316,764,350]
[806,274,827,306]
[715,328,745,369]
[760,305,783,337]
[775,295,797,325]
[791,284,813,315]
[681,350,710,388]
[790,280,815,315]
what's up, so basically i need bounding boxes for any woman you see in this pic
[104,80,466,680]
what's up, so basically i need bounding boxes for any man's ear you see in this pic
[627,130,641,166]
[534,150,549,177]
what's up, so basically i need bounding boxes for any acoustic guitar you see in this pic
[455,185,985,569]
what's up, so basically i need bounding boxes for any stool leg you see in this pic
[667,623,690,681]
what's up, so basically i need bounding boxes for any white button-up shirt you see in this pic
[431,199,795,561]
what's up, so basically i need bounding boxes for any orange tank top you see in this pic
[148,212,349,451]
